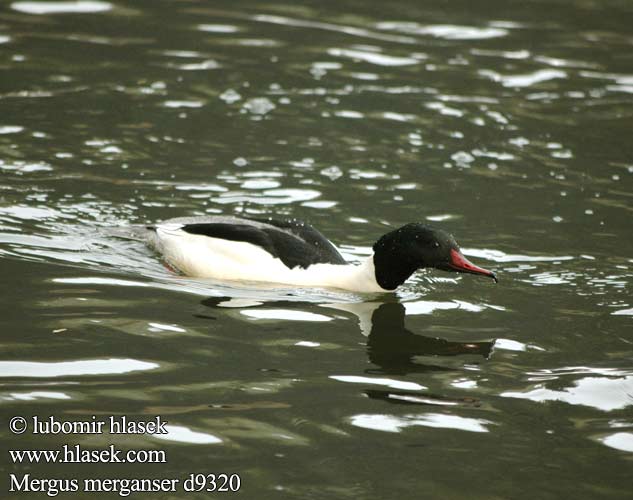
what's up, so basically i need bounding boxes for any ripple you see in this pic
[168,59,220,71]
[403,300,502,315]
[0,160,52,173]
[295,341,320,347]
[163,100,204,108]
[11,1,113,14]
[463,248,574,263]
[211,188,321,205]
[232,38,280,48]
[480,69,567,88]
[599,432,633,453]
[426,214,454,222]
[330,375,425,391]
[175,183,226,192]
[527,367,632,378]
[0,125,23,134]
[580,70,633,94]
[0,359,158,378]
[148,322,186,333]
[197,24,239,33]
[376,22,508,40]
[334,110,364,119]
[426,101,464,117]
[240,179,280,190]
[154,425,222,445]
[3,391,71,401]
[160,50,205,58]
[350,413,492,433]
[251,14,416,44]
[471,48,530,60]
[611,307,633,316]
[0,205,64,221]
[52,277,187,296]
[381,111,415,122]
[528,271,577,286]
[240,309,332,322]
[533,55,597,70]
[501,375,633,412]
[219,88,242,104]
[242,97,276,115]
[327,48,419,67]
[494,339,544,352]
[302,200,337,209]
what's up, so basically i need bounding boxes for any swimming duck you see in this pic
[140,215,497,292]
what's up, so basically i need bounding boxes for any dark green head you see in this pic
[373,223,497,290]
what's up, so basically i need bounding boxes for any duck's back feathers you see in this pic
[149,216,346,270]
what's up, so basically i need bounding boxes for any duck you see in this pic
[138,215,497,292]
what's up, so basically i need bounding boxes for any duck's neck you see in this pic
[307,256,385,292]
[371,251,418,290]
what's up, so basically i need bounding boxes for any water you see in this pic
[1,0,632,498]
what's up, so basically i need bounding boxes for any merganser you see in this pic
[139,215,497,292]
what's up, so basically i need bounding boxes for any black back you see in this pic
[178,216,347,270]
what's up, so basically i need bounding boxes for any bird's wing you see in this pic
[158,216,346,269]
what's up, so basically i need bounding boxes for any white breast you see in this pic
[152,225,385,293]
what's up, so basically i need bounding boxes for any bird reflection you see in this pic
[366,302,494,375]
[200,297,494,371]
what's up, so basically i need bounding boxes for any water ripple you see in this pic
[11,1,112,15]
[251,14,416,44]
[0,359,158,378]
[376,22,508,40]
[350,413,493,433]
[502,375,633,412]
[327,47,419,67]
[480,69,567,88]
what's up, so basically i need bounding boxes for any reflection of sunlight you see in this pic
[376,22,508,40]
[451,378,477,389]
[148,323,186,333]
[463,248,574,263]
[328,48,419,67]
[494,339,526,351]
[330,375,425,391]
[198,24,239,34]
[295,341,320,347]
[241,309,332,322]
[502,376,633,411]
[350,413,492,433]
[211,188,320,205]
[598,432,633,453]
[404,299,501,314]
[11,1,112,15]
[0,359,158,378]
[154,425,222,445]
[480,68,567,88]
[0,160,51,172]
[612,307,633,316]
[494,338,544,352]
[55,277,151,287]
[4,391,71,401]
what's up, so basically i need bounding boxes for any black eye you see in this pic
[434,242,440,248]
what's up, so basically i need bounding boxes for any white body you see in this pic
[152,224,385,293]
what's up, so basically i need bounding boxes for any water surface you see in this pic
[1,0,632,498]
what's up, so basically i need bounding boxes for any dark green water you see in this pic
[1,0,632,498]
